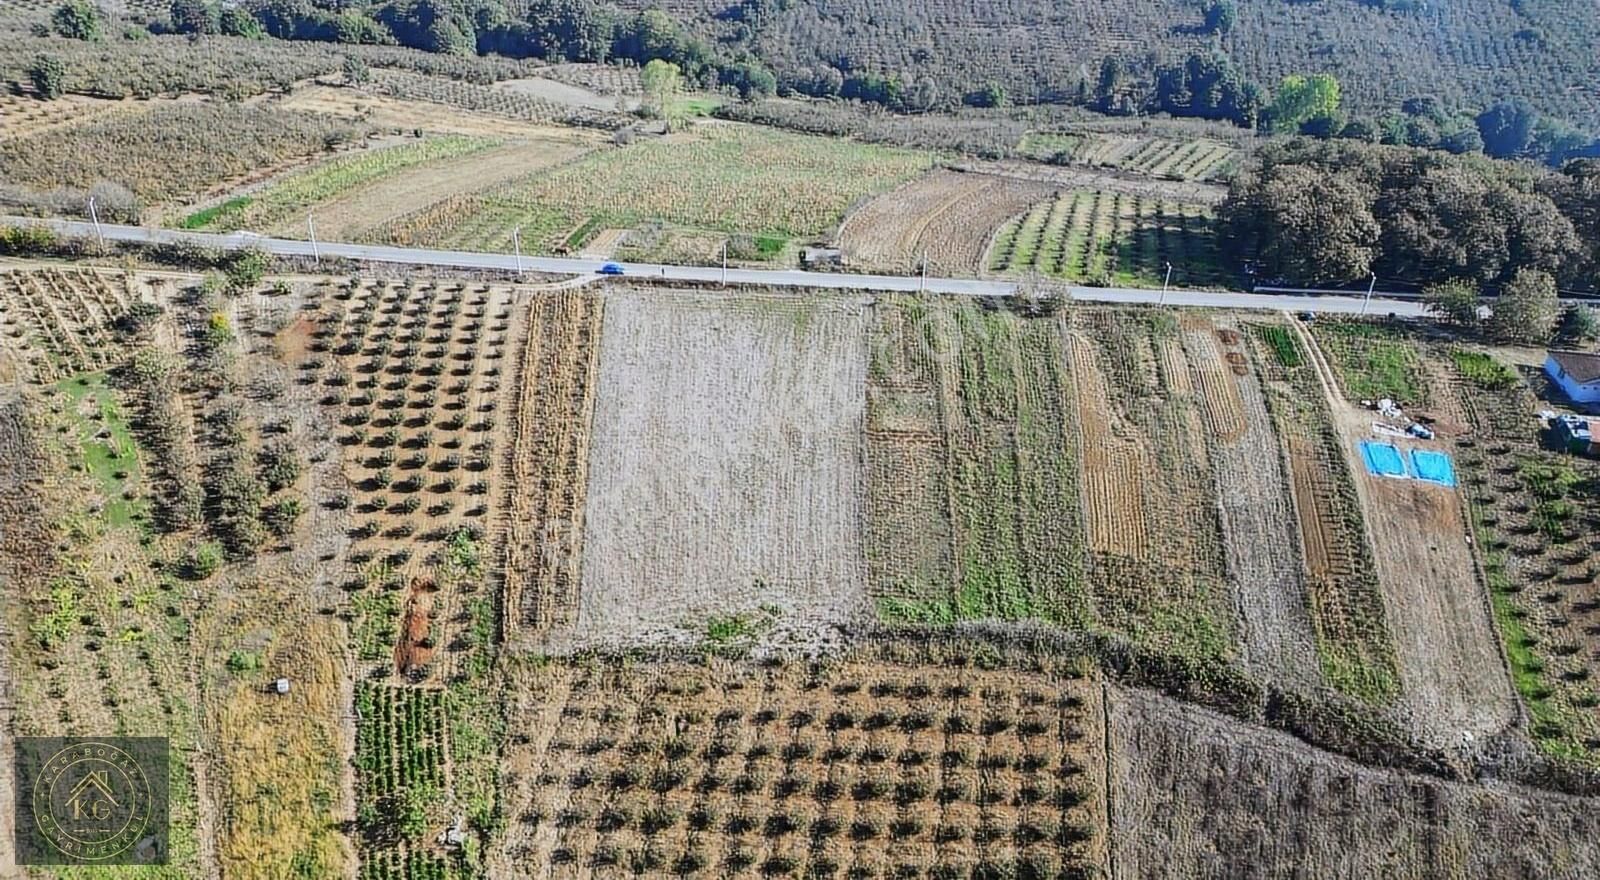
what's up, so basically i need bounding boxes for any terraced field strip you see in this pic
[1247,322,1401,703]
[500,290,604,641]
[1071,309,1236,662]
[869,298,1088,626]
[1066,331,1148,560]
[187,136,502,232]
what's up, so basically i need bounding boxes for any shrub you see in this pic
[28,54,68,99]
[188,541,224,579]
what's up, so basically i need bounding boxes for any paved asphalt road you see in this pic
[6,216,1437,317]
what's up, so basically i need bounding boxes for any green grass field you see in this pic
[987,190,1225,287]
[1311,320,1429,405]
[57,372,146,529]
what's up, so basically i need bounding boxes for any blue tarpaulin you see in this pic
[1410,449,1457,487]
[1359,441,1407,478]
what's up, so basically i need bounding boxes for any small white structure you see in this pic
[440,815,466,847]
[273,678,291,695]
[1544,349,1600,405]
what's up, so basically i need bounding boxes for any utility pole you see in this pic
[87,196,104,251]
[307,214,320,262]
[721,240,728,286]
[1360,273,1376,316]
[512,226,523,276]
[920,252,927,293]
[1160,261,1172,306]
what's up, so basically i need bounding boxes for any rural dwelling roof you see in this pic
[1549,349,1600,384]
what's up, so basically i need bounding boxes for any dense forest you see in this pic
[1219,142,1600,292]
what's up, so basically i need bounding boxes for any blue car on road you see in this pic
[597,262,625,276]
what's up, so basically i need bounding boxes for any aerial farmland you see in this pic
[3,0,1600,873]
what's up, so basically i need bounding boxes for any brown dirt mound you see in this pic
[393,577,437,676]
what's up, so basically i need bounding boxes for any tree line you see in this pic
[1219,140,1600,300]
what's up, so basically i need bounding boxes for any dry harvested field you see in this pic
[501,291,603,642]
[1109,686,1600,878]
[836,169,1055,275]
[572,289,870,649]
[493,650,1108,879]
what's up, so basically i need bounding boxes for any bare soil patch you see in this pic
[494,76,639,112]
[573,289,870,649]
[501,291,603,643]
[1339,407,1516,744]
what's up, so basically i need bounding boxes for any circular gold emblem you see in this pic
[30,741,153,861]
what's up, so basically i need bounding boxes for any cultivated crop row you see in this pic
[1071,309,1235,661]
[986,190,1224,287]
[296,278,514,681]
[1446,352,1600,760]
[868,298,1088,627]
[1249,322,1399,702]
[499,291,603,639]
